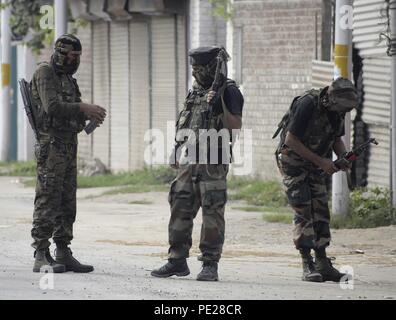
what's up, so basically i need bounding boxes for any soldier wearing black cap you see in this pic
[30,34,107,273]
[151,46,244,281]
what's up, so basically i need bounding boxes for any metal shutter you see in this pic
[311,60,334,89]
[129,20,150,170]
[92,21,111,168]
[177,14,187,112]
[353,0,391,187]
[353,0,389,57]
[75,23,93,160]
[362,57,391,187]
[109,21,130,171]
[151,15,177,164]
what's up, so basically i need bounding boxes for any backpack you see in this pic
[272,89,320,154]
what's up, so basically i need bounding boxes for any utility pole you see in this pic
[17,45,36,161]
[332,0,353,216]
[390,0,396,207]
[1,0,12,161]
[55,0,67,39]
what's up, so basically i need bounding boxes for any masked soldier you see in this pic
[274,77,358,282]
[31,34,106,273]
[151,46,244,281]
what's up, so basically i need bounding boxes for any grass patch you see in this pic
[77,166,176,188]
[262,212,293,224]
[232,206,292,214]
[102,184,168,195]
[228,177,287,207]
[21,165,176,191]
[128,200,154,205]
[331,187,396,229]
[0,161,36,177]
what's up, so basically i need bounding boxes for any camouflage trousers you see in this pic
[168,164,228,262]
[31,135,78,250]
[277,150,331,250]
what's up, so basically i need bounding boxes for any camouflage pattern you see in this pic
[275,89,344,250]
[276,88,344,159]
[31,135,77,250]
[168,78,236,262]
[176,80,236,164]
[168,163,228,262]
[277,149,331,250]
[31,61,83,250]
[31,62,86,136]
[177,81,226,140]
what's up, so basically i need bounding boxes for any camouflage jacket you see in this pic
[31,62,86,140]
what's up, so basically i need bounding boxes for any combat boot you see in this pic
[151,259,190,278]
[299,249,323,282]
[196,261,218,281]
[55,245,94,273]
[315,248,347,282]
[33,249,66,273]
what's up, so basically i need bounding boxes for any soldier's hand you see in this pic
[80,103,107,123]
[170,162,179,170]
[207,90,217,104]
[319,158,339,175]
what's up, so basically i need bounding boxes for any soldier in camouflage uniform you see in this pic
[151,46,244,281]
[274,78,358,282]
[31,34,106,273]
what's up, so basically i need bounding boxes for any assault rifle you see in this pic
[333,138,378,170]
[19,79,39,140]
[203,48,230,130]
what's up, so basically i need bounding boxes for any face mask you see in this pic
[327,90,358,113]
[64,55,80,75]
[192,65,215,89]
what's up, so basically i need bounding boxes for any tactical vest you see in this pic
[275,88,344,159]
[176,80,237,163]
[32,62,85,137]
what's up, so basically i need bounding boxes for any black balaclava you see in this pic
[51,34,82,75]
[324,77,358,114]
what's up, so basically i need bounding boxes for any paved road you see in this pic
[0,176,395,300]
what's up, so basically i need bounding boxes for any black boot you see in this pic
[299,249,323,282]
[315,248,346,282]
[55,244,94,273]
[33,249,66,273]
[196,261,219,281]
[151,259,190,278]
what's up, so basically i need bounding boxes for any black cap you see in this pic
[188,46,221,66]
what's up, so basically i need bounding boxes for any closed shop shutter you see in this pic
[177,14,187,112]
[129,20,150,170]
[75,23,93,160]
[92,21,111,167]
[151,15,177,164]
[110,21,130,171]
[362,57,391,187]
[353,0,391,187]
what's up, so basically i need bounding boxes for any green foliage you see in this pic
[228,177,287,207]
[262,212,293,224]
[77,166,176,189]
[4,0,54,55]
[331,187,396,229]
[209,0,234,21]
[0,161,36,176]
